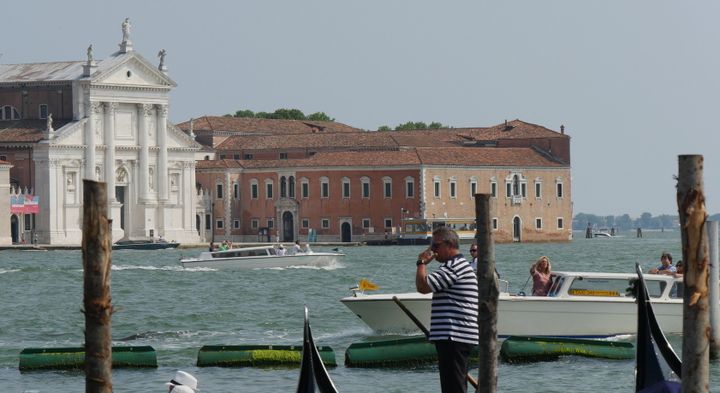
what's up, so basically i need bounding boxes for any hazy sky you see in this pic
[3,1,718,217]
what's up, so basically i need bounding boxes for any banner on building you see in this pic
[10,194,39,214]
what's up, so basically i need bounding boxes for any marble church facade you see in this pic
[0,20,203,244]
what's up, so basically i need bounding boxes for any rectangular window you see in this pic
[205,214,211,230]
[39,104,48,119]
[557,183,564,198]
[362,218,371,228]
[535,218,542,229]
[219,154,226,160]
[321,182,329,198]
[384,182,392,198]
[470,182,477,197]
[234,183,239,199]
[449,182,456,198]
[302,182,309,198]
[233,219,240,229]
[491,182,497,198]
[251,219,259,229]
[216,219,224,229]
[266,183,273,199]
[233,154,240,160]
[535,182,541,198]
[343,182,350,198]
[267,219,274,229]
[506,183,512,197]
[434,181,440,198]
[521,183,527,198]
[384,218,392,228]
[492,218,498,230]
[362,182,370,198]
[243,153,253,159]
[279,152,288,159]
[251,184,258,199]
[321,219,330,229]
[406,180,414,198]
[557,217,564,229]
[301,219,309,229]
[216,184,223,199]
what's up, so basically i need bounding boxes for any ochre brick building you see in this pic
[184,117,573,243]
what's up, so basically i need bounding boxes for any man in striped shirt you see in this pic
[416,227,478,393]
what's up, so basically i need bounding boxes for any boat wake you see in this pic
[0,268,21,274]
[112,265,215,272]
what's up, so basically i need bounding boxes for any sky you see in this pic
[3,1,718,217]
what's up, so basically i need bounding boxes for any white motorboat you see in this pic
[180,245,344,269]
[340,271,683,338]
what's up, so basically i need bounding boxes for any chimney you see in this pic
[560,124,565,134]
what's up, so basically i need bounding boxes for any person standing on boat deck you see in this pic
[648,252,676,275]
[416,227,478,393]
[293,240,303,254]
[530,256,553,296]
[277,244,286,256]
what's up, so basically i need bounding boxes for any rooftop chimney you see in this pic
[560,124,565,134]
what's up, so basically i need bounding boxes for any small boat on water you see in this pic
[341,271,683,338]
[180,245,344,269]
[112,239,179,250]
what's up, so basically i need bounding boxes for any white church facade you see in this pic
[0,19,204,244]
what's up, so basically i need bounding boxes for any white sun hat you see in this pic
[166,370,198,391]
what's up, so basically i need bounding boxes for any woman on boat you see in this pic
[530,256,553,296]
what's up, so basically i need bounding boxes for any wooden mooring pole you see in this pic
[709,220,720,358]
[475,193,498,393]
[677,155,709,392]
[82,180,113,393]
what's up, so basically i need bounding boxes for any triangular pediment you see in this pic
[91,52,176,88]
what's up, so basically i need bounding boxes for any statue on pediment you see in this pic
[86,45,94,63]
[46,113,53,133]
[121,18,131,42]
[158,49,167,70]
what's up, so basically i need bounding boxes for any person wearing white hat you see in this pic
[166,370,198,392]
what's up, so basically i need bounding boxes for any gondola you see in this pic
[297,306,339,393]
[635,263,682,392]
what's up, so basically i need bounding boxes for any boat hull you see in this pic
[341,292,682,338]
[181,253,342,269]
[112,241,179,250]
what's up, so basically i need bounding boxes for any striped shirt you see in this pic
[426,253,479,345]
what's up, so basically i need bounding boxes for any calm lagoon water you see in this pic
[1,230,718,392]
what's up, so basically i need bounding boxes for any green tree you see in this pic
[428,122,444,129]
[395,121,428,130]
[234,109,255,118]
[306,112,334,121]
[377,125,391,131]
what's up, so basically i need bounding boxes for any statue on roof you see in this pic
[158,49,167,70]
[46,113,54,133]
[86,45,94,63]
[121,18,131,42]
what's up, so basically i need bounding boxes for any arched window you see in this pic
[280,176,287,198]
[288,176,296,198]
[1,105,21,120]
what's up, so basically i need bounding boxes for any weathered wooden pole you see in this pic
[677,155,709,392]
[475,193,498,393]
[708,220,720,358]
[82,180,113,393]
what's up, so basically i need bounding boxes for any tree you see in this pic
[395,121,428,130]
[428,122,444,129]
[234,109,255,118]
[229,108,336,122]
[306,112,334,121]
[377,125,391,131]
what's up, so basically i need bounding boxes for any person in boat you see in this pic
[530,256,552,296]
[468,244,478,271]
[293,240,303,254]
[219,240,229,251]
[674,260,684,275]
[415,227,478,393]
[277,244,286,256]
[208,242,214,252]
[648,252,676,275]
[166,370,198,392]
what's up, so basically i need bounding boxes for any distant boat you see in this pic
[594,232,613,238]
[112,239,179,250]
[180,245,344,269]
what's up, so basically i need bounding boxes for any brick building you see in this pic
[185,117,573,243]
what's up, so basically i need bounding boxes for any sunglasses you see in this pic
[469,249,478,252]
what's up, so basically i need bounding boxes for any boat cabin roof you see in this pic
[548,271,681,300]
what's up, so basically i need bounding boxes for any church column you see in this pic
[157,104,169,201]
[85,102,101,179]
[138,104,150,201]
[183,161,195,231]
[104,102,117,203]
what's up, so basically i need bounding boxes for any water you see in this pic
[0,231,718,392]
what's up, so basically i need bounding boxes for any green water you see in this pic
[0,230,717,392]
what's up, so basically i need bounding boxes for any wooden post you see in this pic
[708,221,720,358]
[82,180,113,393]
[475,193,498,393]
[677,155,709,392]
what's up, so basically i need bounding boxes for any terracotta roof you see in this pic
[242,150,421,168]
[383,120,567,142]
[216,132,397,150]
[195,159,245,169]
[416,147,566,167]
[0,120,67,143]
[176,116,363,135]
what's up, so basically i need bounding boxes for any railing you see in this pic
[511,195,523,205]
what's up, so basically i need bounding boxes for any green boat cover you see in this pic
[345,335,480,368]
[197,344,336,367]
[500,336,635,363]
[19,346,157,370]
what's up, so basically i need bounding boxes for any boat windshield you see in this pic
[566,277,666,298]
[211,248,271,258]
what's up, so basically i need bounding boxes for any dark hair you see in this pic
[661,252,673,263]
[432,226,459,249]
